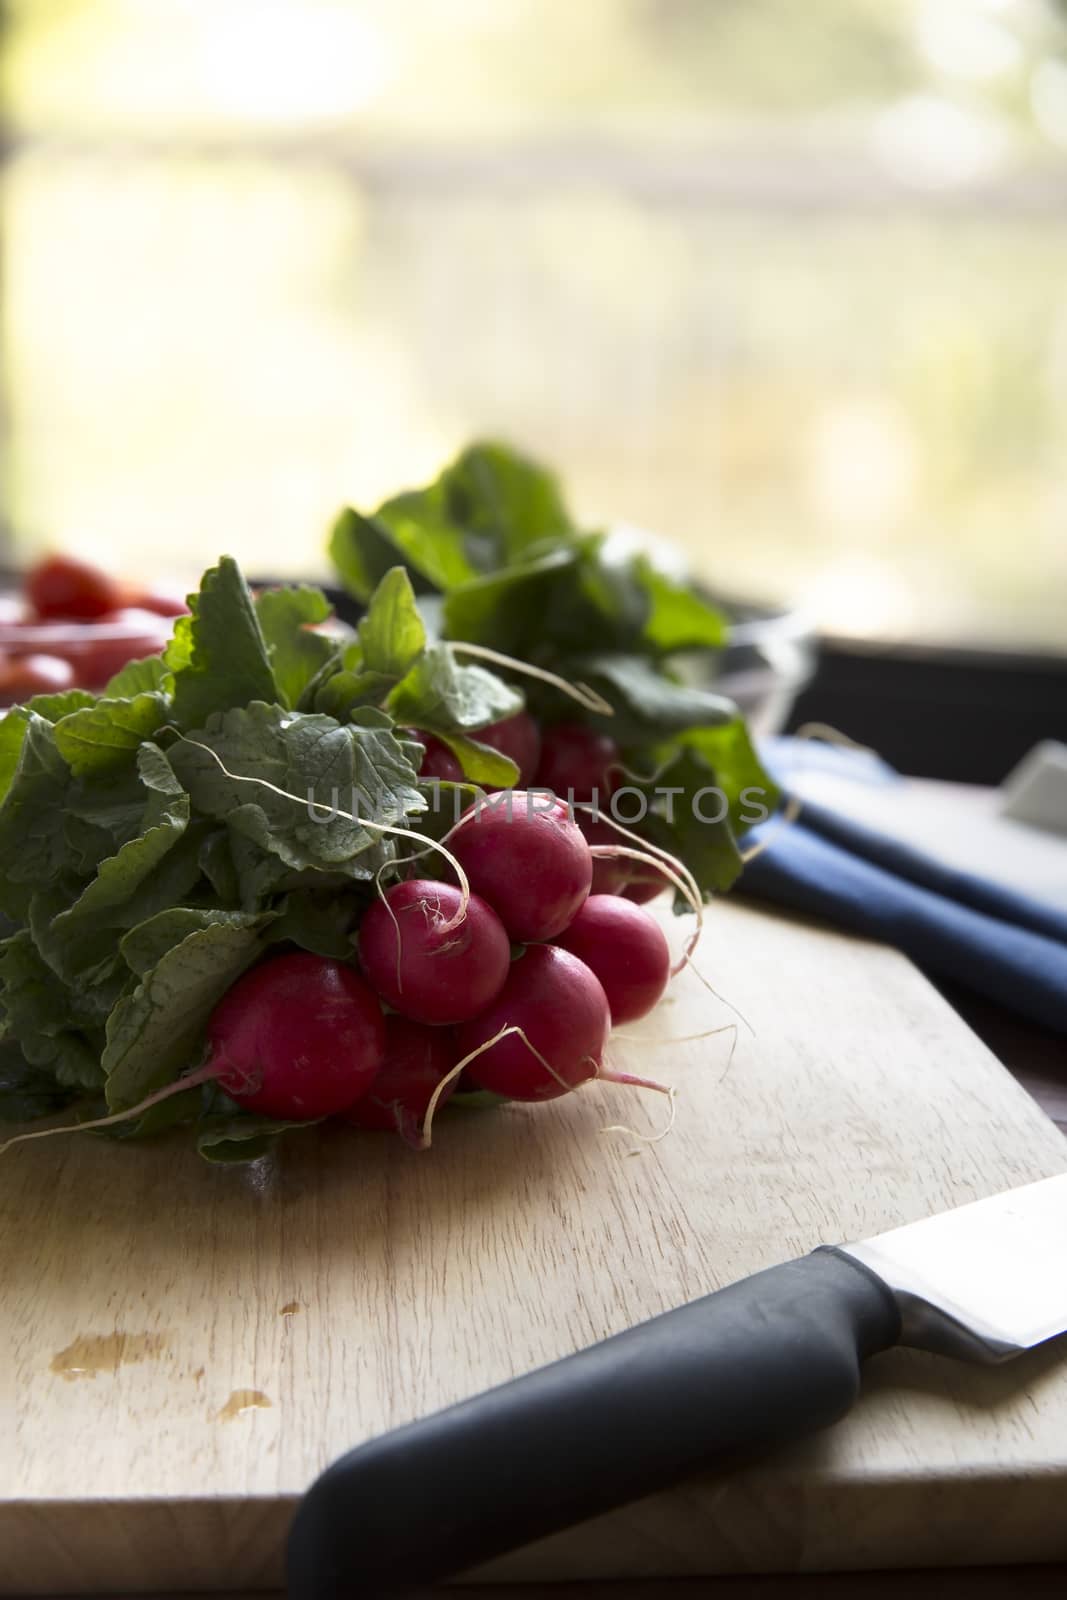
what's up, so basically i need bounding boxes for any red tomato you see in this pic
[0,653,76,704]
[26,555,123,621]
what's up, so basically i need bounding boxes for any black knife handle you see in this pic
[287,1248,900,1598]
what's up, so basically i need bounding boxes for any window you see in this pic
[3,0,1066,649]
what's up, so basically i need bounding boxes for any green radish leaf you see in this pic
[329,494,474,603]
[429,732,518,790]
[0,931,107,1089]
[199,829,241,905]
[104,654,172,698]
[387,643,522,735]
[309,662,394,722]
[0,710,30,805]
[448,1088,510,1110]
[439,440,575,567]
[329,508,414,604]
[54,693,170,776]
[441,547,576,657]
[636,747,745,899]
[357,566,427,680]
[169,702,424,886]
[681,718,781,838]
[23,688,99,724]
[102,914,273,1110]
[0,714,80,919]
[375,486,480,590]
[572,654,738,742]
[0,1039,79,1123]
[267,889,364,959]
[633,556,728,653]
[119,906,275,979]
[165,556,277,728]
[254,584,336,709]
[29,746,191,985]
[196,1111,314,1164]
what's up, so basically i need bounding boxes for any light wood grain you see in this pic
[1,901,1065,1594]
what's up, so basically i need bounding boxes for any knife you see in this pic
[287,1172,1067,1597]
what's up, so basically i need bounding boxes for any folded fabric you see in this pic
[738,744,1067,1035]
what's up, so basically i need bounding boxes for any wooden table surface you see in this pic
[67,980,1066,1600]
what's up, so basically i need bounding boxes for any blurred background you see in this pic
[2,0,1066,652]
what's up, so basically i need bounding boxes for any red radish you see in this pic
[476,710,541,786]
[457,944,609,1102]
[449,791,592,942]
[406,729,465,784]
[577,815,665,902]
[578,816,632,895]
[623,874,664,905]
[554,895,671,1024]
[359,879,511,1025]
[207,952,385,1119]
[346,1015,457,1135]
[26,554,123,621]
[535,722,621,802]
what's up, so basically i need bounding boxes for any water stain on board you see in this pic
[279,1300,301,1317]
[50,1331,167,1382]
[217,1388,273,1421]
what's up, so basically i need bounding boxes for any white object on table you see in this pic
[1000,740,1067,838]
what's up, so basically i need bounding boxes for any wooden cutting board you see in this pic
[2,901,1065,1594]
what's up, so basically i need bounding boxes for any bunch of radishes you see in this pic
[206,713,675,1146]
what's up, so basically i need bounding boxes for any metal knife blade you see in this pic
[840,1171,1067,1363]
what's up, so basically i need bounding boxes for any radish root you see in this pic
[597,1084,678,1152]
[418,1024,525,1149]
[0,1061,219,1156]
[446,643,614,717]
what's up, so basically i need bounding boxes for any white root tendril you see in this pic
[446,642,614,717]
[571,802,701,909]
[418,1025,674,1151]
[175,735,472,935]
[612,1021,739,1080]
[610,752,681,787]
[597,1090,678,1153]
[595,1045,677,1150]
[0,1061,219,1156]
[683,969,755,1039]
[418,1024,524,1149]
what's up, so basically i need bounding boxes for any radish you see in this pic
[576,816,666,903]
[535,722,621,802]
[476,710,541,786]
[206,952,385,1119]
[554,895,671,1024]
[457,944,609,1102]
[623,875,664,905]
[406,729,465,784]
[448,791,592,942]
[359,879,511,1025]
[346,1015,457,1136]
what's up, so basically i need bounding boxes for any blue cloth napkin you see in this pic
[739,740,1067,1035]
